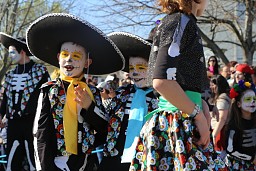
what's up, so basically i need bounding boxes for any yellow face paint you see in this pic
[243,96,256,103]
[59,42,87,78]
[129,64,148,72]
[60,50,83,61]
[129,57,148,88]
[241,90,256,113]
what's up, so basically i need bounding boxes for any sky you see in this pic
[70,0,161,39]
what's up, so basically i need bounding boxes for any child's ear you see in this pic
[85,59,92,68]
[20,50,26,56]
[57,53,60,61]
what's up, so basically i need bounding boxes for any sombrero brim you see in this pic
[0,32,32,56]
[26,13,125,75]
[108,32,152,72]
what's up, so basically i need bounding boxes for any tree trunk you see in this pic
[0,52,11,83]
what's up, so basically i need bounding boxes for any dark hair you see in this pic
[87,79,93,84]
[229,89,256,131]
[233,72,253,85]
[158,0,201,14]
[14,37,26,53]
[227,61,238,68]
[106,80,118,91]
[244,73,253,82]
[207,56,219,75]
[210,75,230,103]
[253,66,256,76]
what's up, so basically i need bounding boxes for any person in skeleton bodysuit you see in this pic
[226,80,256,170]
[0,33,50,170]
[27,13,125,171]
[97,32,159,171]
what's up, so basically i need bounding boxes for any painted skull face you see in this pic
[58,42,87,78]
[240,90,256,113]
[8,46,21,64]
[175,140,185,153]
[129,57,148,88]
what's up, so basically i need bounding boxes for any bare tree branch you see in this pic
[83,0,255,64]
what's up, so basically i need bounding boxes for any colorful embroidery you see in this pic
[225,156,256,171]
[3,63,48,118]
[104,84,158,157]
[47,79,104,156]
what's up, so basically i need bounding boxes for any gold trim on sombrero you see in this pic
[0,32,32,56]
[108,31,152,72]
[107,31,152,46]
[0,32,27,45]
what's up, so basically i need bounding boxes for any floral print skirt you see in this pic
[129,110,228,171]
[225,155,255,171]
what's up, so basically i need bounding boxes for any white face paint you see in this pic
[8,46,21,64]
[240,90,256,113]
[129,57,148,88]
[58,42,87,78]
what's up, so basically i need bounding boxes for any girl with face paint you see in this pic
[226,80,256,170]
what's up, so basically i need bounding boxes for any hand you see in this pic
[212,106,219,122]
[193,111,211,149]
[74,85,92,110]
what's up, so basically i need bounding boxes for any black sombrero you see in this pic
[108,32,152,72]
[0,32,32,56]
[26,13,125,75]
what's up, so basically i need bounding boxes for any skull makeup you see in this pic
[57,139,64,150]
[9,46,21,64]
[175,140,185,153]
[129,57,148,88]
[240,90,256,113]
[58,42,88,78]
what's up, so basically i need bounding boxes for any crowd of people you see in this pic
[204,59,256,170]
[0,0,255,171]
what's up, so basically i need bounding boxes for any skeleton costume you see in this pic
[129,13,228,171]
[226,119,256,170]
[225,81,256,171]
[26,13,125,171]
[0,33,50,171]
[98,32,159,171]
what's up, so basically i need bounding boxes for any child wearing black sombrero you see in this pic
[97,32,159,171]
[0,33,50,170]
[26,13,125,171]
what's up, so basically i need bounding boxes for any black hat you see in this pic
[0,32,32,56]
[26,13,125,75]
[108,32,152,72]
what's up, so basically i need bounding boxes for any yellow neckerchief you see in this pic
[60,72,95,155]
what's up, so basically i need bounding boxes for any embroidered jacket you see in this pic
[35,78,108,170]
[226,118,256,162]
[103,84,158,157]
[0,62,49,119]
